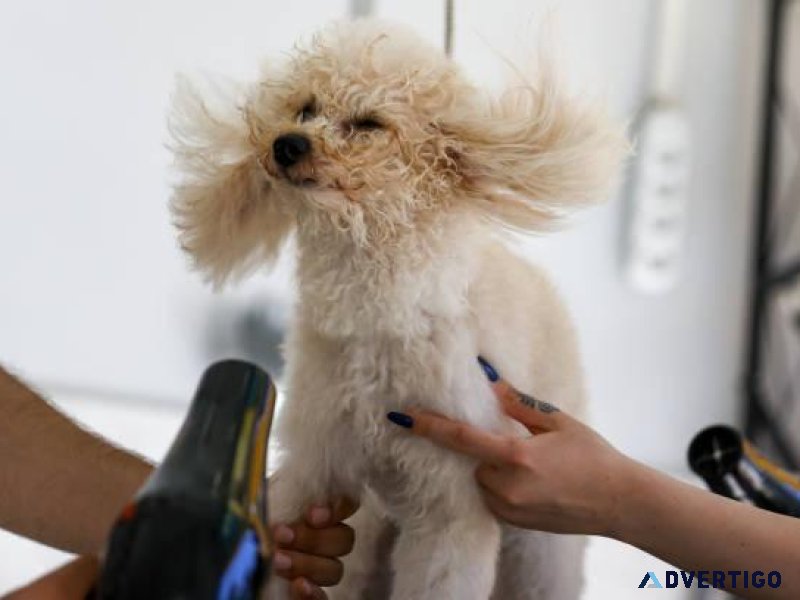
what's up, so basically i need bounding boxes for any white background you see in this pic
[0,0,770,598]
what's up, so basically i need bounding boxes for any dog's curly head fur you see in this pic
[170,19,627,286]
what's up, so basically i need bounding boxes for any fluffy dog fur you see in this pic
[170,19,626,599]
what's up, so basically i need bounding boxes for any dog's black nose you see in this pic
[273,133,311,168]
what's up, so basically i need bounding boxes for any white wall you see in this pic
[0,0,345,402]
[0,1,763,597]
[0,0,762,465]
[447,0,762,472]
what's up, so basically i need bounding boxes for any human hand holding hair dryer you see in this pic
[0,364,355,600]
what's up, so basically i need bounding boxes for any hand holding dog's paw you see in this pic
[272,497,358,598]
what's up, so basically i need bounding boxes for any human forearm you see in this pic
[4,556,99,600]
[400,361,800,598]
[0,366,153,554]
[612,458,800,599]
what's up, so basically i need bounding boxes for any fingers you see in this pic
[406,409,518,465]
[305,496,358,528]
[289,577,327,600]
[494,380,566,434]
[272,496,357,559]
[273,550,343,587]
[275,522,355,558]
[272,496,358,590]
[297,496,358,530]
[477,356,570,434]
[387,355,574,462]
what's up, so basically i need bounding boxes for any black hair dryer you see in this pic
[96,360,277,599]
[688,424,800,518]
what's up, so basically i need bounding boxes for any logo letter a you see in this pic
[639,571,664,588]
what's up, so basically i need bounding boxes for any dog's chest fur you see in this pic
[314,323,499,513]
[286,214,504,505]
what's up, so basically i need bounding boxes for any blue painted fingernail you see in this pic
[387,411,414,429]
[477,356,499,382]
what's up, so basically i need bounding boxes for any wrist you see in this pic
[600,454,652,541]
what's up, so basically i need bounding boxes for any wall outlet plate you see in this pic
[625,103,692,294]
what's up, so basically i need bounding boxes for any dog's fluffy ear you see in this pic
[445,71,629,232]
[169,77,292,287]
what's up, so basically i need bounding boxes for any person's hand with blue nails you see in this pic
[386,357,800,600]
[390,357,627,536]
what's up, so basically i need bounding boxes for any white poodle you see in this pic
[169,19,626,600]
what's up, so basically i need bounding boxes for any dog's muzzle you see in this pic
[273,133,311,168]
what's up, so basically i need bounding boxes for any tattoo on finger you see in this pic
[517,392,560,413]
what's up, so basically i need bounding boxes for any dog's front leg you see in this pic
[264,333,364,599]
[263,456,332,600]
[266,449,362,600]
[329,490,395,600]
[390,503,500,600]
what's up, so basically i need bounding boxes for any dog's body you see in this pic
[277,226,588,599]
[170,19,626,599]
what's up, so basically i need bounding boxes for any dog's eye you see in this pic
[297,100,316,123]
[351,116,383,131]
